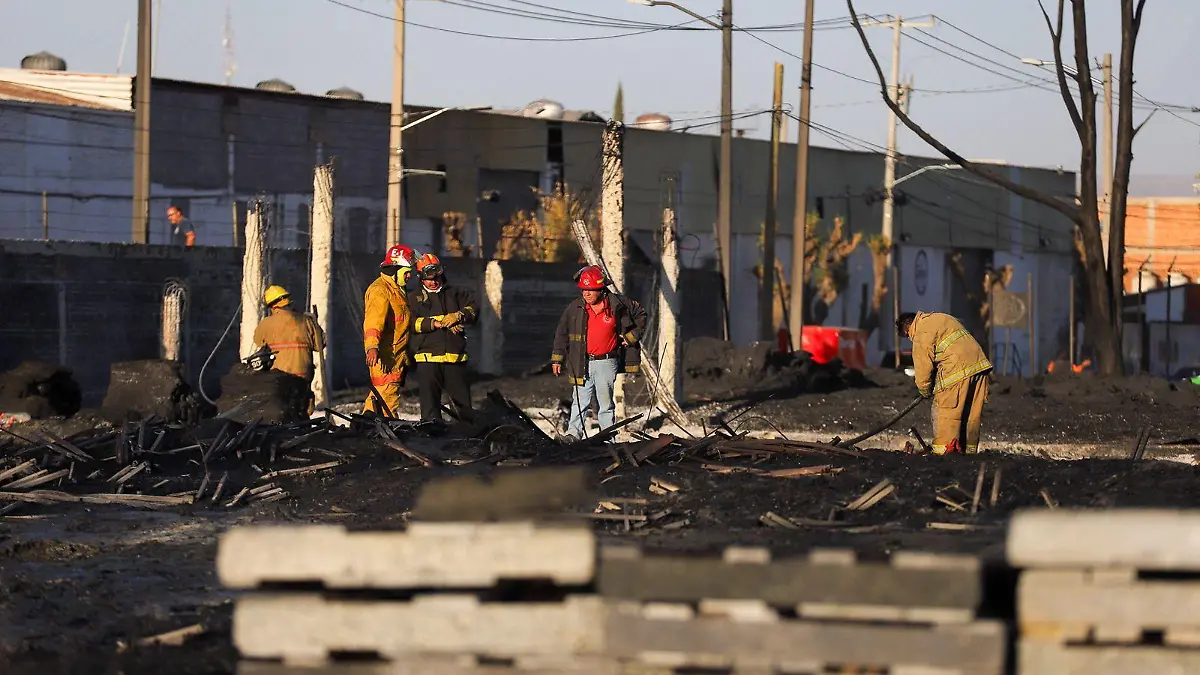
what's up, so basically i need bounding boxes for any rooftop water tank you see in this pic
[21,51,67,71]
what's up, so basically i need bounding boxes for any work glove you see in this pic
[449,324,465,335]
[441,311,464,329]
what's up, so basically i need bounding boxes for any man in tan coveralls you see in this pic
[253,285,326,386]
[897,312,993,454]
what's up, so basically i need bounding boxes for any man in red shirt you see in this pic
[551,265,647,440]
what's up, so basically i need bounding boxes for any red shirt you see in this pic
[585,300,619,356]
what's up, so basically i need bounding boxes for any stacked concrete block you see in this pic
[1011,509,1200,674]
[598,545,1006,674]
[220,521,604,673]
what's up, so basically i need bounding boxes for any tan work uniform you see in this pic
[362,272,411,416]
[910,312,993,454]
[252,308,325,383]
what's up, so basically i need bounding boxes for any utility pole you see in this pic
[601,121,626,420]
[1101,52,1113,261]
[717,0,733,340]
[311,165,335,409]
[866,15,934,265]
[760,62,784,341]
[386,0,406,248]
[131,0,153,244]
[789,0,816,351]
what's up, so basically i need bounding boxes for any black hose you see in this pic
[838,395,926,449]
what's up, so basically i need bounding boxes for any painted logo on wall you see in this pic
[914,249,929,297]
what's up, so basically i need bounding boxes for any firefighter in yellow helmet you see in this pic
[362,244,418,416]
[252,284,326,387]
[897,311,993,454]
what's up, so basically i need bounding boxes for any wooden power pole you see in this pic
[1101,52,1114,261]
[789,0,816,350]
[760,62,784,341]
[386,0,406,248]
[131,0,153,243]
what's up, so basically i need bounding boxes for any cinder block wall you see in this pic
[0,241,722,405]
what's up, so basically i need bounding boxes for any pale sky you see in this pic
[3,0,1198,181]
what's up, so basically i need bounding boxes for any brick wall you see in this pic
[1123,198,1200,292]
[0,241,721,405]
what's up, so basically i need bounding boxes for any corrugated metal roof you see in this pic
[0,68,131,111]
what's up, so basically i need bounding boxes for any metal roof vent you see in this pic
[256,78,297,93]
[21,51,67,71]
[634,113,672,131]
[325,86,364,100]
[520,99,564,120]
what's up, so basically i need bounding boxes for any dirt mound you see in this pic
[0,361,82,419]
[218,366,310,424]
[100,360,209,425]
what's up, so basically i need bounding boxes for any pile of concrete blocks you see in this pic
[1011,509,1200,674]
[218,466,1009,674]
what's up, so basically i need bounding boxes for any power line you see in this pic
[323,0,705,41]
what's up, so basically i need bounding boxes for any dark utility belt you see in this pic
[587,350,620,361]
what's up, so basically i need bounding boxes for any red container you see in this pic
[801,326,868,370]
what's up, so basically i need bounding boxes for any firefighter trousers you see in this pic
[932,372,990,454]
[362,363,405,417]
[416,362,472,422]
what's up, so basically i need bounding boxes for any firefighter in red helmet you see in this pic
[551,264,646,440]
[362,244,417,416]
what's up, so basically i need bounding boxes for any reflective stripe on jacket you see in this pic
[408,284,477,363]
[551,293,647,386]
[252,309,325,381]
[910,311,993,397]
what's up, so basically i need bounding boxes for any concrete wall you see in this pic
[0,240,722,405]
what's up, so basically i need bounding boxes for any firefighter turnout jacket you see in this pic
[551,293,647,386]
[910,311,993,398]
[363,272,412,386]
[252,308,325,382]
[409,284,478,363]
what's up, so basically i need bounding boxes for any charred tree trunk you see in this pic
[1108,0,1148,360]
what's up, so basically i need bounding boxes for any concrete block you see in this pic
[218,522,595,589]
[604,602,1005,674]
[1019,640,1200,675]
[1020,569,1200,643]
[233,594,606,663]
[411,467,593,522]
[1008,509,1200,569]
[597,545,981,611]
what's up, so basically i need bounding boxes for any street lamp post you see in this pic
[630,0,733,338]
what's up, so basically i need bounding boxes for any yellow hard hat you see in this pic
[264,285,291,307]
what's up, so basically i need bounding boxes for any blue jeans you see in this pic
[568,357,618,438]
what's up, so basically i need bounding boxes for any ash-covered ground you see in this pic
[3,341,1200,674]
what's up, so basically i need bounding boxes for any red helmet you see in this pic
[379,244,417,269]
[575,265,608,290]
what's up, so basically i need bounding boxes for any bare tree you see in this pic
[844,0,1149,376]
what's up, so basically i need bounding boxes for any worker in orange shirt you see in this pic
[362,244,418,417]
